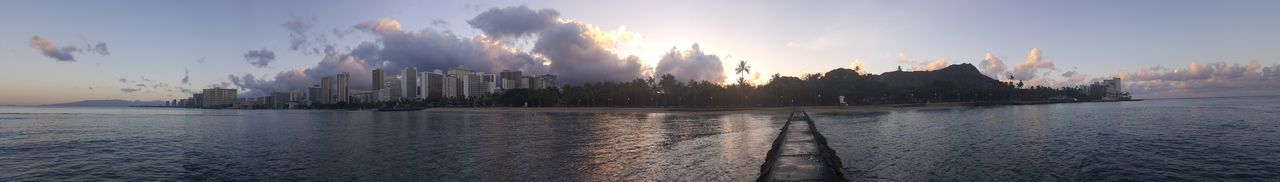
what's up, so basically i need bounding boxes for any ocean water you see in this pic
[3,96,1279,181]
[0,108,784,181]
[813,96,1280,181]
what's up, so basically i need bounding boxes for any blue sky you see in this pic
[3,0,1279,104]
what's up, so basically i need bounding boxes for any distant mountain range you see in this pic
[44,99,167,107]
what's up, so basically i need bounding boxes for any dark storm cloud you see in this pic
[27,36,109,62]
[467,5,561,39]
[227,5,732,95]
[532,22,646,84]
[655,44,727,82]
[243,48,277,68]
[352,19,549,75]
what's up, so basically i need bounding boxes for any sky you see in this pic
[2,0,1279,105]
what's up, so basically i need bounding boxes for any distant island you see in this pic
[45,99,167,107]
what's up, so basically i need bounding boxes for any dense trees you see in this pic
[328,64,1122,109]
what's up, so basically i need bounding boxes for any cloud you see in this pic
[120,88,140,93]
[533,21,648,84]
[226,5,720,96]
[850,59,867,74]
[1012,48,1055,81]
[243,48,277,68]
[27,36,109,62]
[895,53,949,71]
[181,69,190,84]
[785,41,800,48]
[1116,60,1280,98]
[87,42,109,55]
[29,36,77,61]
[118,78,128,83]
[978,52,1007,79]
[921,59,949,71]
[282,16,315,49]
[1060,69,1088,85]
[431,19,449,26]
[228,73,282,93]
[467,5,561,39]
[354,19,406,36]
[655,44,726,82]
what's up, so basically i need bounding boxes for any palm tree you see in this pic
[735,60,751,85]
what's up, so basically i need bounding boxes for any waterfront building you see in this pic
[420,70,445,99]
[200,88,237,109]
[534,74,557,89]
[499,70,523,89]
[1102,77,1122,100]
[320,76,333,104]
[402,67,419,99]
[481,73,497,94]
[442,73,460,99]
[465,72,484,98]
[271,92,291,109]
[307,85,321,106]
[372,68,384,91]
[446,67,475,98]
[336,72,350,103]
[384,76,403,101]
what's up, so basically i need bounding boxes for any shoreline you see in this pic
[422,102,979,114]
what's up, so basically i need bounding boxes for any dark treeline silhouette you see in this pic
[329,63,1129,109]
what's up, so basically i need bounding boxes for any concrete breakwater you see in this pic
[757,110,847,181]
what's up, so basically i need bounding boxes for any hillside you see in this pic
[875,63,1005,89]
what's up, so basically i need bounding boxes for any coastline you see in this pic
[421,102,979,114]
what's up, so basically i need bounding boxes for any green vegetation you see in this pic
[309,63,1130,109]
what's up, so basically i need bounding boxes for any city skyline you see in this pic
[4,0,1280,105]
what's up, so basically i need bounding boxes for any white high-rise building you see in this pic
[384,76,403,101]
[446,67,475,98]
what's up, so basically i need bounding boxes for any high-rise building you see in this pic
[420,70,445,99]
[481,73,497,94]
[336,72,350,103]
[465,73,485,98]
[200,88,237,108]
[372,68,384,91]
[402,67,419,99]
[384,76,403,101]
[442,74,459,99]
[307,85,321,106]
[271,92,291,109]
[1102,77,1122,100]
[537,74,557,89]
[320,76,332,104]
[499,70,523,89]
[446,67,474,98]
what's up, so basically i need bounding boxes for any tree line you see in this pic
[333,63,1129,109]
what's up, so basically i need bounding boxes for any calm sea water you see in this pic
[813,96,1280,181]
[2,96,1279,181]
[0,108,785,181]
